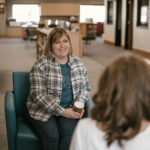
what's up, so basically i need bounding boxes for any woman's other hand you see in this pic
[79,109,84,119]
[61,108,84,119]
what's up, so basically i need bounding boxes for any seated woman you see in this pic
[24,27,91,150]
[70,53,150,150]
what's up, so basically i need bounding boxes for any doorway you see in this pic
[125,0,134,49]
[115,0,122,46]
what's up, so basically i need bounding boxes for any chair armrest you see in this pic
[83,100,92,118]
[5,91,16,150]
[85,99,94,117]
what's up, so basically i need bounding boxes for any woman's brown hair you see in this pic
[44,28,73,58]
[91,53,150,147]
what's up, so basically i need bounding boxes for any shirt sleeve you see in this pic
[29,65,64,116]
[75,64,91,104]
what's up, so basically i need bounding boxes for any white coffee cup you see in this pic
[73,101,84,113]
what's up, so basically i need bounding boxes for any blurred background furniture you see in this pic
[25,28,31,40]
[24,27,37,41]
[96,22,103,36]
[85,31,92,44]
[80,23,97,39]
[5,72,41,150]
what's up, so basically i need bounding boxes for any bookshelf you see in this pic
[79,23,97,39]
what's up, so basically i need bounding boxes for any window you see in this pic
[107,1,113,24]
[12,4,40,23]
[80,5,105,23]
[137,0,149,27]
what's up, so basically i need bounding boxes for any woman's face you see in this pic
[52,35,70,64]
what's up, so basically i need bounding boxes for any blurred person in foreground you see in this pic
[70,53,150,150]
[24,28,91,150]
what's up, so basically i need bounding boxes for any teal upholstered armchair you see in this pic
[5,72,91,150]
[5,72,41,150]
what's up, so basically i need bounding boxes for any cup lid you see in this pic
[74,101,84,108]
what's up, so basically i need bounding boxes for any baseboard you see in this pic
[104,40,114,46]
[121,45,125,49]
[133,48,150,58]
[0,35,7,38]
[103,41,150,58]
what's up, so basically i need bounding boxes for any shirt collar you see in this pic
[50,55,73,66]
[68,55,74,67]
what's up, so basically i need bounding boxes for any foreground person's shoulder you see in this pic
[78,118,94,127]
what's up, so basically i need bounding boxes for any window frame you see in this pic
[137,0,149,27]
[107,0,113,24]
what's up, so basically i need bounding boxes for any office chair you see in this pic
[25,28,31,40]
[5,72,41,150]
[25,28,36,41]
[82,31,93,55]
[85,31,92,44]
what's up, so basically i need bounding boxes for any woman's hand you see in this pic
[61,108,84,119]
[80,109,84,118]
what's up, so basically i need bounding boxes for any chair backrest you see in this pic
[25,28,30,39]
[13,72,30,118]
[96,22,103,34]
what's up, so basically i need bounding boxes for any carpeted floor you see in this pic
[0,37,127,150]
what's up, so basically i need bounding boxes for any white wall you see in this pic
[103,0,116,43]
[121,0,126,47]
[104,0,150,53]
[132,0,150,52]
[104,0,126,45]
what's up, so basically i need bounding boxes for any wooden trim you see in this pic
[133,48,150,58]
[121,45,124,49]
[0,35,7,38]
[79,33,82,58]
[104,40,114,46]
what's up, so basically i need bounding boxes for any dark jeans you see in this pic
[23,107,79,150]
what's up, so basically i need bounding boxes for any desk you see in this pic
[7,26,24,37]
[22,24,37,39]
[6,26,37,38]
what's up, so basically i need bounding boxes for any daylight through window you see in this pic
[12,4,40,23]
[80,5,105,23]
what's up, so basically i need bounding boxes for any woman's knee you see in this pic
[36,117,60,150]
[58,117,78,136]
[42,136,59,150]
[41,117,60,140]
[45,130,59,142]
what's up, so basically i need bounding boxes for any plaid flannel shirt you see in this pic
[26,55,91,122]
